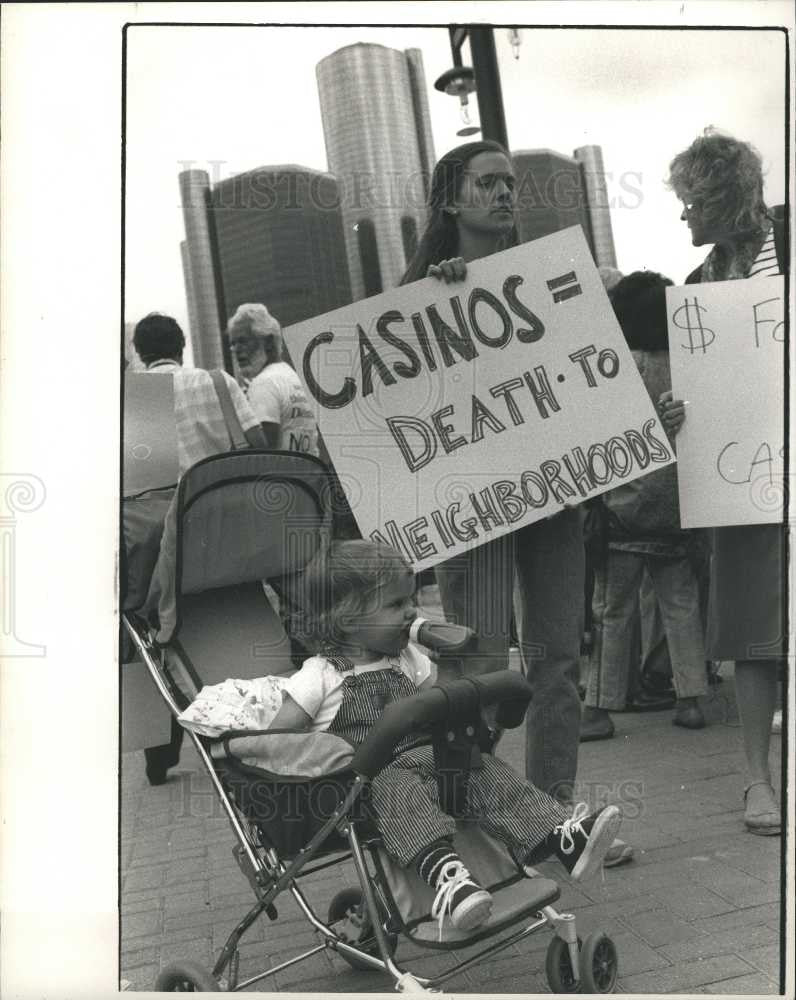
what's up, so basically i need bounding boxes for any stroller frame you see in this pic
[124,616,598,995]
[121,450,617,993]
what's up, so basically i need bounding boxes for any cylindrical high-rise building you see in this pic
[180,240,201,352]
[316,44,436,300]
[178,169,225,369]
[573,145,618,269]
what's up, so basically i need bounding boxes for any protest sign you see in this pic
[123,372,179,496]
[284,226,674,571]
[668,277,785,529]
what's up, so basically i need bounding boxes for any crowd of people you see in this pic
[127,126,785,900]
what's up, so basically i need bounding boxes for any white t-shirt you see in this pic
[247,361,318,456]
[284,644,435,731]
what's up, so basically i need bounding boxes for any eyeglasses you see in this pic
[227,334,259,349]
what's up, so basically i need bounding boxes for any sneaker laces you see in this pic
[430,859,479,940]
[554,801,590,856]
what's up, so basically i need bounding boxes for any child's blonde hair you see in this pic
[295,539,413,651]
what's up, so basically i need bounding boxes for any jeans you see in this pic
[586,550,707,710]
[435,510,584,804]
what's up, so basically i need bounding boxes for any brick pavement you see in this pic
[121,653,784,994]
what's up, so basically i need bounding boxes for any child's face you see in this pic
[341,572,417,658]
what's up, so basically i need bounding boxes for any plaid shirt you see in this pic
[144,360,260,474]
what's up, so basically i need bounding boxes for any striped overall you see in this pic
[326,660,570,867]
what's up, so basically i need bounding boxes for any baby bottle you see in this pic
[409,617,475,656]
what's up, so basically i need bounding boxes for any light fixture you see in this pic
[434,65,481,137]
[507,28,521,60]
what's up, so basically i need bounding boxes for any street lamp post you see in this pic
[468,27,509,149]
[435,26,510,149]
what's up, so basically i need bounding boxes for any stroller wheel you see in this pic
[544,935,582,993]
[329,887,397,971]
[580,932,618,993]
[154,961,220,991]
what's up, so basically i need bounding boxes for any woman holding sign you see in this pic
[663,128,786,836]
[401,141,585,807]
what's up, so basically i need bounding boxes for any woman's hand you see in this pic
[427,257,467,283]
[658,390,687,436]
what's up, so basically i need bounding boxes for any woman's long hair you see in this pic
[400,140,517,285]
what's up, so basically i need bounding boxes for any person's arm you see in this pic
[244,425,268,449]
[225,373,269,449]
[247,373,285,447]
[259,422,280,448]
[272,658,333,731]
[269,691,312,730]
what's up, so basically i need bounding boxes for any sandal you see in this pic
[603,838,634,868]
[743,780,781,836]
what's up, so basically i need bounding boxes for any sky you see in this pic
[124,23,787,349]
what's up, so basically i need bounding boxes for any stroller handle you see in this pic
[350,670,531,779]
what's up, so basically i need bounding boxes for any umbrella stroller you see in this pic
[122,450,619,993]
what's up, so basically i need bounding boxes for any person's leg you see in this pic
[144,714,184,785]
[634,568,677,708]
[515,510,584,803]
[734,659,780,833]
[581,551,614,738]
[466,755,621,881]
[435,534,513,680]
[368,750,456,865]
[582,547,596,654]
[370,749,491,931]
[584,549,644,713]
[646,555,707,727]
[465,754,569,856]
[413,838,493,931]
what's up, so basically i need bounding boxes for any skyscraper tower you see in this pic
[513,149,594,250]
[178,169,225,370]
[316,43,436,300]
[573,145,618,269]
[210,166,352,330]
[180,240,201,352]
[512,145,617,269]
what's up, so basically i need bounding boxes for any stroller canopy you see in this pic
[148,450,333,644]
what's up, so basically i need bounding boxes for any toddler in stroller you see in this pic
[271,538,622,934]
[123,450,623,992]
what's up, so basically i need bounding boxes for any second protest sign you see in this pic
[667,276,785,528]
[284,226,674,571]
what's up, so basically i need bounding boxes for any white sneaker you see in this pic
[431,859,492,936]
[548,803,623,882]
[772,710,782,734]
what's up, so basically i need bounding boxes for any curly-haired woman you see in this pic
[661,128,786,836]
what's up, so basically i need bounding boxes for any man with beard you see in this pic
[226,303,318,456]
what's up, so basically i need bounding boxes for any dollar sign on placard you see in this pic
[672,297,716,354]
